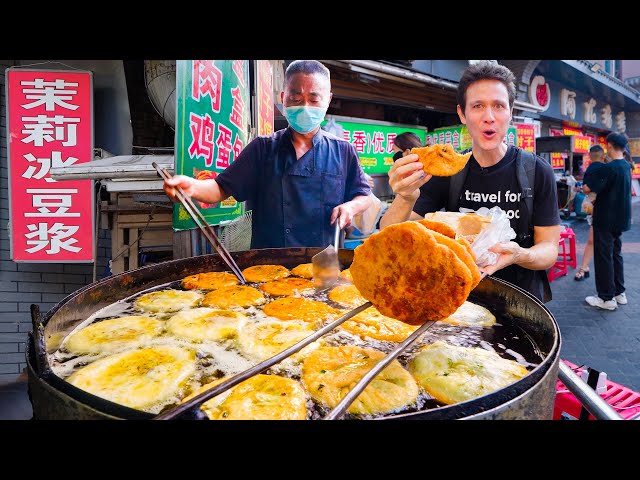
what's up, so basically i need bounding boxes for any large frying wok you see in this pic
[26,247,562,420]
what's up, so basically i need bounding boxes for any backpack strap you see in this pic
[514,148,537,246]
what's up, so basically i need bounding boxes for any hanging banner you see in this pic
[321,119,426,174]
[426,125,517,151]
[256,60,274,136]
[174,60,250,230]
[6,68,94,262]
[515,123,536,152]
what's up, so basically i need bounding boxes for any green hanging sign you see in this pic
[173,60,250,230]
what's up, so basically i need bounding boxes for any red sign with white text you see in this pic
[6,69,94,262]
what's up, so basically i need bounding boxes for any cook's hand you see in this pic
[479,241,523,276]
[388,154,431,202]
[163,175,199,202]
[331,203,357,229]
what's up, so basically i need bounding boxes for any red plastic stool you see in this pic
[559,228,577,269]
[548,236,568,282]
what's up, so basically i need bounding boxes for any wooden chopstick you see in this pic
[152,162,246,285]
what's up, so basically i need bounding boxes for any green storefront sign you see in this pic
[173,60,250,230]
[426,125,517,151]
[322,118,426,174]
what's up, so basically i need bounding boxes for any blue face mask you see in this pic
[284,105,328,134]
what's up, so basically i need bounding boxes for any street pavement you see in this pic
[546,198,640,393]
[1,200,639,420]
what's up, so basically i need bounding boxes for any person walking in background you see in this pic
[584,132,633,310]
[575,144,608,281]
[163,60,371,249]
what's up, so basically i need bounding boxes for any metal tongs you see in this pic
[152,162,246,285]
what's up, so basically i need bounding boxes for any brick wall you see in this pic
[0,61,112,385]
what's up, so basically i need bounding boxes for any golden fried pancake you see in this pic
[291,263,314,279]
[423,211,492,241]
[260,277,315,297]
[63,316,164,355]
[201,285,266,309]
[166,308,246,342]
[185,374,308,420]
[408,340,528,405]
[340,307,418,342]
[263,297,341,323]
[350,221,473,325]
[242,264,290,283]
[134,289,203,313]
[440,301,496,327]
[339,268,353,283]
[328,284,368,308]
[237,318,318,362]
[66,345,197,412]
[181,271,239,290]
[302,345,419,416]
[417,219,456,239]
[411,143,472,177]
[419,223,481,289]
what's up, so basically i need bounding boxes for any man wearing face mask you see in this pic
[163,60,372,249]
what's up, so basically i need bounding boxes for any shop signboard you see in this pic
[6,68,95,262]
[256,60,274,136]
[426,125,517,151]
[174,60,250,230]
[321,118,426,174]
[515,123,535,152]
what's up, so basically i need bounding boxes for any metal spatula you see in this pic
[312,221,341,288]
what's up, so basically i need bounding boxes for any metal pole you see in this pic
[557,362,623,420]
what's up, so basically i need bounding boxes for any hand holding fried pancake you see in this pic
[350,221,476,325]
[387,153,431,202]
[411,143,472,177]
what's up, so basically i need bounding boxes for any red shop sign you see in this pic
[6,68,94,262]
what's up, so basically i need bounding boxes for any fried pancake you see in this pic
[417,219,456,239]
[185,374,308,420]
[181,271,239,290]
[237,318,319,362]
[166,308,246,342]
[408,340,528,405]
[302,345,419,416]
[260,277,315,297]
[63,315,164,355]
[339,268,353,283]
[328,284,368,308]
[339,306,419,342]
[263,297,341,323]
[201,285,266,309]
[66,345,197,412]
[418,222,481,289]
[350,221,473,325]
[423,211,492,240]
[440,301,496,327]
[291,263,314,279]
[411,143,472,177]
[242,264,291,283]
[134,289,203,313]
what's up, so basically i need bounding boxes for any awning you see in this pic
[50,154,173,192]
[322,60,544,114]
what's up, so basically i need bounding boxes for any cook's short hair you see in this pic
[285,60,330,83]
[589,144,605,154]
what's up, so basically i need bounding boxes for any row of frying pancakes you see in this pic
[62,264,527,419]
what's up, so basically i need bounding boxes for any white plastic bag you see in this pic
[353,192,383,236]
[459,206,516,268]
